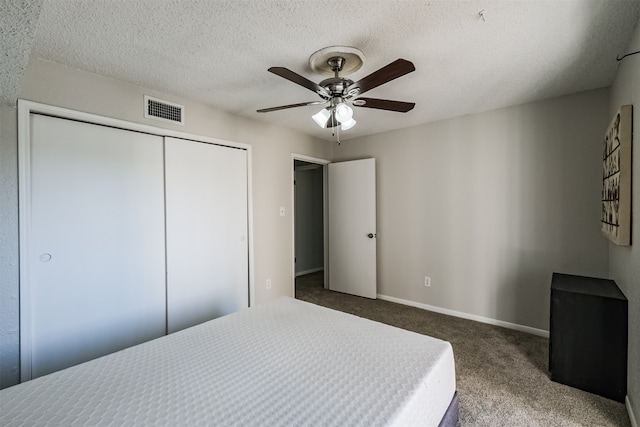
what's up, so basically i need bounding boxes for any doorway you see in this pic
[291,155,378,300]
[291,155,329,298]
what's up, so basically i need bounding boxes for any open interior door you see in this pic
[328,158,377,299]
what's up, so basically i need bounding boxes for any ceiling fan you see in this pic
[257,46,416,131]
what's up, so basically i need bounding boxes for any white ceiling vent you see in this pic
[144,95,184,125]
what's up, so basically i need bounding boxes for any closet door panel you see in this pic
[165,137,248,333]
[29,114,167,379]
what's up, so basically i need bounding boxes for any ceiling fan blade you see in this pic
[268,67,329,97]
[347,59,415,95]
[257,101,326,113]
[353,97,415,113]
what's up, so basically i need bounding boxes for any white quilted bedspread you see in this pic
[0,297,455,426]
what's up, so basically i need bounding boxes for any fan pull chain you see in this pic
[333,122,341,145]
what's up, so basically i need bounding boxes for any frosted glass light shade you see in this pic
[341,118,357,130]
[334,103,353,122]
[312,108,331,128]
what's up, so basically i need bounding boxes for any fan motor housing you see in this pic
[319,77,354,98]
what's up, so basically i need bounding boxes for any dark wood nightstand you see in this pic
[549,273,628,402]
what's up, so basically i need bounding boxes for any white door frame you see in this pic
[291,154,331,296]
[18,100,255,381]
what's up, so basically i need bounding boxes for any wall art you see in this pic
[602,105,632,245]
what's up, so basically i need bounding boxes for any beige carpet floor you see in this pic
[295,272,630,426]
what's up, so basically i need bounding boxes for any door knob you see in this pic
[367,233,376,238]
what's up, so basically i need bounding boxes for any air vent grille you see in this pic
[144,95,184,125]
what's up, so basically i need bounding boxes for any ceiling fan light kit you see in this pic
[312,105,357,131]
[257,45,416,140]
[314,101,354,131]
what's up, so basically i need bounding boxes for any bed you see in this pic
[0,297,457,426]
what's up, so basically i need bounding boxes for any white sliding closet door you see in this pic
[28,115,167,379]
[165,137,249,333]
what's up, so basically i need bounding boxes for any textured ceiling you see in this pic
[0,0,43,105]
[16,1,640,140]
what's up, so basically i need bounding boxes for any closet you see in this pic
[23,113,249,380]
[165,137,248,333]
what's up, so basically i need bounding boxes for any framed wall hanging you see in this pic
[602,104,632,245]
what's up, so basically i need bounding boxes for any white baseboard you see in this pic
[628,396,638,427]
[295,267,324,277]
[377,294,549,338]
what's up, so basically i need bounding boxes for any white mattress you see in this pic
[0,297,456,426]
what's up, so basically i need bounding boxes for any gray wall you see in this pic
[0,58,333,388]
[334,88,610,331]
[0,105,19,388]
[609,19,640,421]
[294,165,324,275]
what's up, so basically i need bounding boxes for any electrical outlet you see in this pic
[266,279,272,289]
[424,276,431,287]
